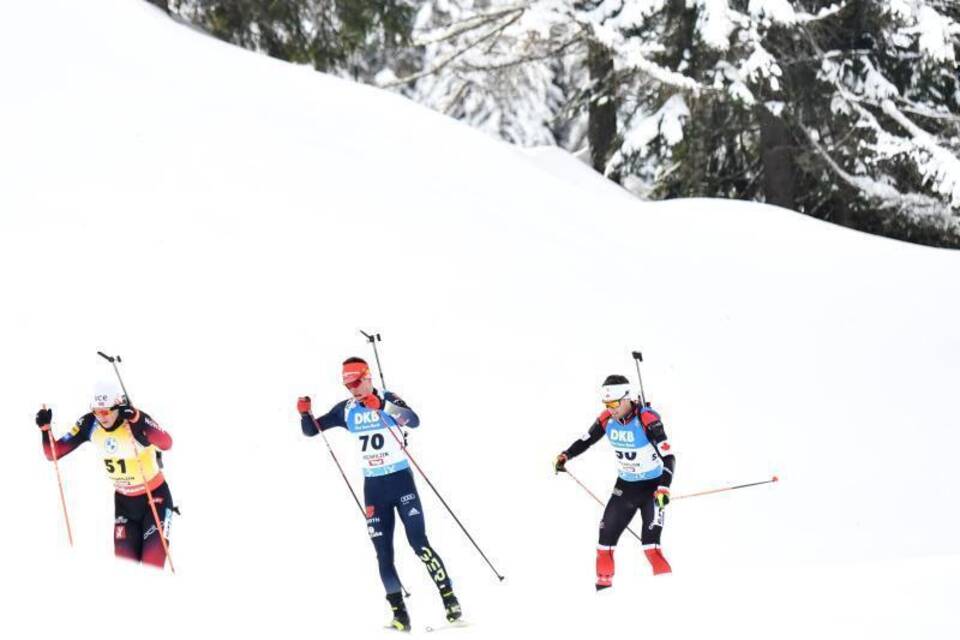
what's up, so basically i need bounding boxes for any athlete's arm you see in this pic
[301,399,349,436]
[640,408,676,487]
[128,410,173,450]
[383,392,420,428]
[562,412,610,461]
[41,414,94,461]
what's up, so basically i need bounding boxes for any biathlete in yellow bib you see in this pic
[36,380,176,568]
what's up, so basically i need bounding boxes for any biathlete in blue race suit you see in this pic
[298,357,461,631]
[554,374,677,590]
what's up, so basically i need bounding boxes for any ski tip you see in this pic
[426,620,469,632]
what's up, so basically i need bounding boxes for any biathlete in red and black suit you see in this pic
[555,374,676,589]
[36,380,175,568]
[298,357,462,631]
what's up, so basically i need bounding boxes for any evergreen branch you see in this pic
[892,98,960,124]
[795,2,849,24]
[459,29,588,72]
[411,3,534,45]
[803,126,951,220]
[880,99,960,207]
[378,10,525,88]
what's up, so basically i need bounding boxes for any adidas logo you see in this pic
[408,508,420,516]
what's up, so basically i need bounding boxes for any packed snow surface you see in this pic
[1,2,959,639]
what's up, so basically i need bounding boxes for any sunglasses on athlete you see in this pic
[603,394,633,410]
[92,406,117,418]
[344,376,369,390]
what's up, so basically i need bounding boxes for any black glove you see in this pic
[554,453,568,474]
[116,404,139,424]
[36,407,52,428]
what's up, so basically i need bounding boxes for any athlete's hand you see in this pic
[654,487,670,508]
[554,453,568,474]
[297,396,312,415]
[116,404,139,423]
[382,396,406,423]
[36,406,52,429]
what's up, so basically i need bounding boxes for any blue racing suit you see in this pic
[302,390,453,597]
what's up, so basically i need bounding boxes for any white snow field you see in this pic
[2,1,959,639]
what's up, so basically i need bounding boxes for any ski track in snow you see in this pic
[1,1,959,639]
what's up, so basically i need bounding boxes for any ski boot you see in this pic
[644,547,672,575]
[596,547,614,591]
[441,590,462,623]
[386,592,411,632]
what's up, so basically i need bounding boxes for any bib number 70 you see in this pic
[359,433,385,451]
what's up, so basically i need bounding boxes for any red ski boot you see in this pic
[596,547,615,590]
[644,547,672,575]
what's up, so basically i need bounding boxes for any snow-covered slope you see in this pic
[1,1,959,639]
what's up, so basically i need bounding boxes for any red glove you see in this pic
[297,396,312,414]
[361,394,382,410]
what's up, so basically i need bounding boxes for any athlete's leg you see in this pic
[365,479,403,596]
[397,488,452,592]
[141,484,174,569]
[396,474,461,621]
[596,487,637,589]
[638,486,671,575]
[113,492,142,562]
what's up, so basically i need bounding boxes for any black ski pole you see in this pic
[359,330,387,389]
[562,469,643,543]
[96,351,176,574]
[97,351,131,402]
[631,351,648,407]
[359,331,506,582]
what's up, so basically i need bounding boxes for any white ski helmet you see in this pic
[600,374,632,405]
[91,380,125,411]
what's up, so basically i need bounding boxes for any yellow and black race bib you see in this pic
[90,424,161,495]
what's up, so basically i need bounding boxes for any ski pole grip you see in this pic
[97,351,114,362]
[632,351,643,362]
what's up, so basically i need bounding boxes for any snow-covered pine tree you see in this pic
[562,0,960,245]
[172,0,417,78]
[380,1,579,146]
[806,0,960,243]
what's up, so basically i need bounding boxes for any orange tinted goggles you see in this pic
[344,376,368,390]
